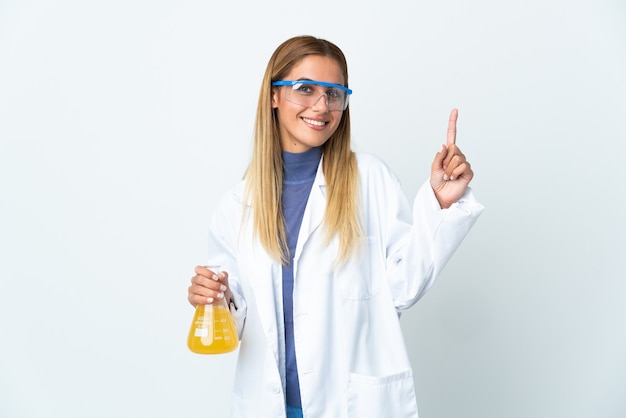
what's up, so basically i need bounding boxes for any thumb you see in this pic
[431,144,448,172]
[220,270,229,286]
[430,144,448,191]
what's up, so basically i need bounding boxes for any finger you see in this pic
[443,146,466,172]
[190,274,227,293]
[447,108,458,146]
[443,153,469,180]
[220,271,229,287]
[194,265,215,279]
[188,289,208,307]
[196,265,227,283]
[189,280,228,303]
[188,292,222,307]
[449,161,473,182]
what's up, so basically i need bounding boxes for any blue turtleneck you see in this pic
[281,146,322,408]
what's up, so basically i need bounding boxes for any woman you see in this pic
[188,35,484,418]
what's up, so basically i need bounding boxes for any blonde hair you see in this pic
[243,35,362,265]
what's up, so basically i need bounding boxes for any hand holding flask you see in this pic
[187,266,239,354]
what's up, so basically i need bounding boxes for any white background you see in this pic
[1,0,625,417]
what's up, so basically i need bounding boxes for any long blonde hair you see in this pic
[244,35,362,265]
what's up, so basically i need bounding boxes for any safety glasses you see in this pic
[272,80,352,111]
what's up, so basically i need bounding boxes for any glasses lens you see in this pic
[284,82,348,111]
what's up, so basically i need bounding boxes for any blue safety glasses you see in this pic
[272,80,352,111]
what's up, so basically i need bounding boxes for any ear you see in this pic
[271,88,279,108]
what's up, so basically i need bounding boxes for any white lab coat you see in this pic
[206,153,484,418]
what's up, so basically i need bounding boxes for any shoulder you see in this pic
[354,152,400,184]
[214,180,246,213]
[354,151,384,166]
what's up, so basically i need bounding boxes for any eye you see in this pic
[326,88,344,102]
[294,84,315,95]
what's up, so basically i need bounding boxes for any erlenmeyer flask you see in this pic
[187,266,239,354]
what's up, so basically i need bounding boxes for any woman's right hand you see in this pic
[188,265,231,308]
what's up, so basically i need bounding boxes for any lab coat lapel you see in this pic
[294,159,326,262]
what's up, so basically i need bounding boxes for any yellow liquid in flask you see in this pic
[187,302,239,354]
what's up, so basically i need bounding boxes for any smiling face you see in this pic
[272,55,346,153]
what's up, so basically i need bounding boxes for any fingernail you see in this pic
[220,285,227,291]
[211,274,219,281]
[207,297,214,303]
[443,174,449,181]
[216,292,224,299]
[450,175,455,180]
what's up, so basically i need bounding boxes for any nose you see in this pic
[311,93,329,112]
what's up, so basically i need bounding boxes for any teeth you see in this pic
[302,117,326,126]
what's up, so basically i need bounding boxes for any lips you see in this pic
[301,117,327,126]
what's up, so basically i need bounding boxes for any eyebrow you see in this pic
[293,78,346,86]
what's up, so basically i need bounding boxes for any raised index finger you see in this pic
[447,108,458,146]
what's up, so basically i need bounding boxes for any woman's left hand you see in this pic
[430,108,474,209]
